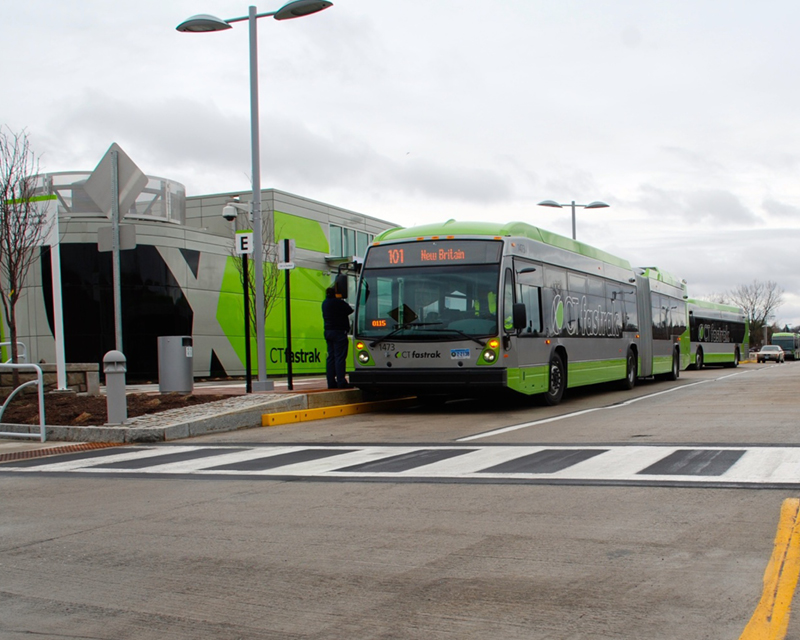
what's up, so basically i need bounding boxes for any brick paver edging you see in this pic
[0,442,120,464]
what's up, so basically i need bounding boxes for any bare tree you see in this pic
[0,127,51,374]
[229,219,285,345]
[231,236,284,332]
[727,279,784,345]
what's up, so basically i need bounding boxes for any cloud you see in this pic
[660,146,726,175]
[633,184,761,226]
[620,26,644,49]
[763,198,800,219]
[606,227,800,326]
[31,91,516,205]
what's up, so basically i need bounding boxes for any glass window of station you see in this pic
[330,224,372,258]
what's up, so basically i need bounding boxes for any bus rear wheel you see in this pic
[724,348,740,368]
[659,348,680,381]
[542,353,565,406]
[619,348,637,391]
[666,349,680,381]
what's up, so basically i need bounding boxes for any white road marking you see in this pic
[458,369,756,442]
[4,442,800,487]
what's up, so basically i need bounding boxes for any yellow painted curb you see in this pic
[262,397,416,427]
[740,498,800,640]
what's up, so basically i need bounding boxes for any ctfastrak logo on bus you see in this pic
[395,350,442,359]
[552,293,621,338]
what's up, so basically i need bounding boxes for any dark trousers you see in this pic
[325,329,350,388]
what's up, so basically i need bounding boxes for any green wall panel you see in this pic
[274,211,329,253]
[217,256,336,375]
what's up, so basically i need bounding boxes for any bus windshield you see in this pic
[355,264,501,341]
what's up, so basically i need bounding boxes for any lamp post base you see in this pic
[251,379,275,393]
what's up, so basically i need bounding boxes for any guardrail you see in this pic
[0,363,46,442]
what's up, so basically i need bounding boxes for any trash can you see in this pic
[158,336,194,393]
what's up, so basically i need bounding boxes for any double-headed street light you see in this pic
[178,0,333,392]
[537,199,609,241]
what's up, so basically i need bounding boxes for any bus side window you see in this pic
[511,264,542,336]
[503,268,515,331]
[652,295,665,339]
[610,284,638,332]
[672,300,687,337]
[542,267,567,336]
[519,285,542,334]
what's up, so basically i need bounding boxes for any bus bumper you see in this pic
[350,368,506,394]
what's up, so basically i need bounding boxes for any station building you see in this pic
[14,149,395,380]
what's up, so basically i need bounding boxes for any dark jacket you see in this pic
[322,289,353,332]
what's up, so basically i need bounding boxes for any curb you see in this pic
[264,397,417,426]
[0,388,405,445]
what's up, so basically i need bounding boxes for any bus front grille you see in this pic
[350,368,506,390]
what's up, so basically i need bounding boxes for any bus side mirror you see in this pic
[334,274,349,297]
[512,303,527,331]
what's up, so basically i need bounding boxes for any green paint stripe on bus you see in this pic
[567,358,627,388]
[651,355,674,375]
[703,352,735,364]
[506,365,548,395]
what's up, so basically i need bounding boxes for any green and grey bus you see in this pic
[349,220,689,405]
[687,299,748,369]
[771,332,800,360]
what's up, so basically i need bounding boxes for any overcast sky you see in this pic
[5,0,800,326]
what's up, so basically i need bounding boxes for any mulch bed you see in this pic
[0,392,229,426]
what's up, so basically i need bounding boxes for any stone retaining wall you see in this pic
[0,363,100,396]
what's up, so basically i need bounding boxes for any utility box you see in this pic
[158,336,193,394]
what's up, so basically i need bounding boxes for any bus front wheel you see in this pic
[542,353,566,406]
[695,349,704,370]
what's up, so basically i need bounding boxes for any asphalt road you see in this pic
[2,362,799,639]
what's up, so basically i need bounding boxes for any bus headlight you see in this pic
[483,350,497,363]
[358,351,370,364]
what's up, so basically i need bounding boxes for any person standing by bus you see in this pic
[322,286,354,389]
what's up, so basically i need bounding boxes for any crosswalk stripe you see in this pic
[3,444,800,487]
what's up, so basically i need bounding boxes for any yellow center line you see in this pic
[740,498,800,640]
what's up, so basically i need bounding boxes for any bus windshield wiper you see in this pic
[369,323,486,348]
[426,327,486,347]
[369,322,443,348]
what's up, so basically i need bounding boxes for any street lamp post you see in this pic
[537,199,610,241]
[223,202,255,393]
[178,0,332,392]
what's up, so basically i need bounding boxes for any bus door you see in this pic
[504,262,544,378]
[635,273,654,377]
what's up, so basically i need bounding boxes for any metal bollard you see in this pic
[103,350,128,425]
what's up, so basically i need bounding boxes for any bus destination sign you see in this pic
[365,240,502,268]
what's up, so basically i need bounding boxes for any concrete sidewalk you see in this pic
[0,376,373,456]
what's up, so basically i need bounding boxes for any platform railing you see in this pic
[0,363,46,442]
[0,341,27,364]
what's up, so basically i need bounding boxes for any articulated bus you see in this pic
[349,220,689,405]
[687,299,748,369]
[771,332,800,360]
